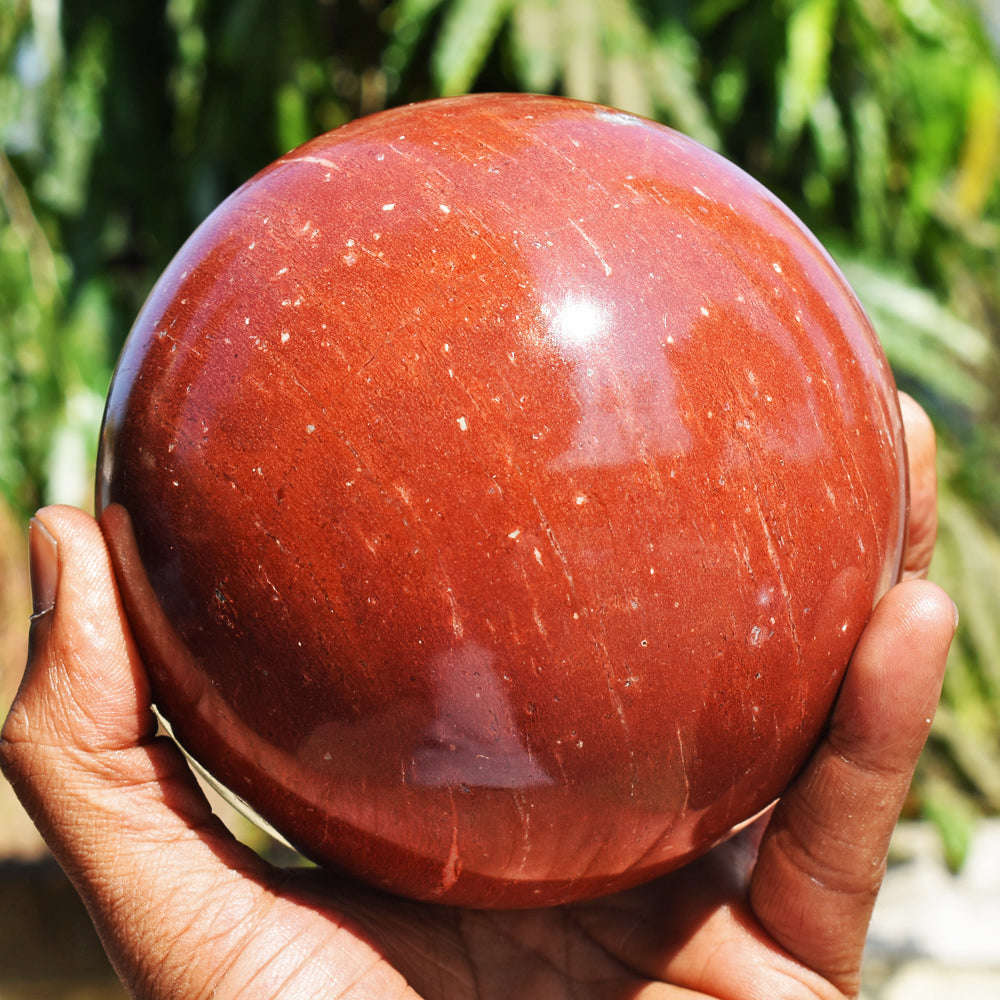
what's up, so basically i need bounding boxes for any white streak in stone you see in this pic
[675,723,691,817]
[568,218,612,277]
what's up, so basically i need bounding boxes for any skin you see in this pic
[1,393,955,1000]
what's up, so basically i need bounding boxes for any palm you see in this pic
[162,813,832,1000]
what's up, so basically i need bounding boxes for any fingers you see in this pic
[748,579,956,995]
[13,510,154,753]
[898,392,937,579]
[0,506,276,997]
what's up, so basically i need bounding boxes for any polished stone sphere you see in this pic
[97,94,907,907]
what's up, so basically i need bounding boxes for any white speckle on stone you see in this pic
[700,306,710,317]
[248,241,255,250]
[301,221,311,233]
[841,621,849,632]
[457,415,468,431]
[382,203,395,211]
[439,204,451,213]
[244,316,250,325]
[575,495,587,505]
[276,266,289,276]
[306,424,315,434]
[508,528,521,540]
[773,261,783,273]
[281,331,290,344]
[534,547,544,566]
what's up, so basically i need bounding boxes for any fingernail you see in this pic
[29,517,59,621]
[951,599,960,632]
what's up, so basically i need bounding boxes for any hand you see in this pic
[2,394,956,1000]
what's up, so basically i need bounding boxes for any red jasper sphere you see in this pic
[97,94,907,908]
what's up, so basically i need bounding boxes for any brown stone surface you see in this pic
[97,94,907,907]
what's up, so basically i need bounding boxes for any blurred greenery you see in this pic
[1,0,998,860]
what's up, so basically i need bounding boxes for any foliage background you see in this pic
[2,0,999,864]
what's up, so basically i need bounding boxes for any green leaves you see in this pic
[954,61,1000,221]
[928,485,1000,862]
[843,246,1000,841]
[777,0,838,148]
[434,0,515,96]
[0,9,112,515]
[511,0,560,93]
[386,0,719,142]
[839,255,991,410]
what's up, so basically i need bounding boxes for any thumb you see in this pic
[0,506,275,996]
[9,507,155,754]
[748,579,956,994]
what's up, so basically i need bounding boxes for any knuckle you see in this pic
[778,810,887,899]
[0,702,33,780]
